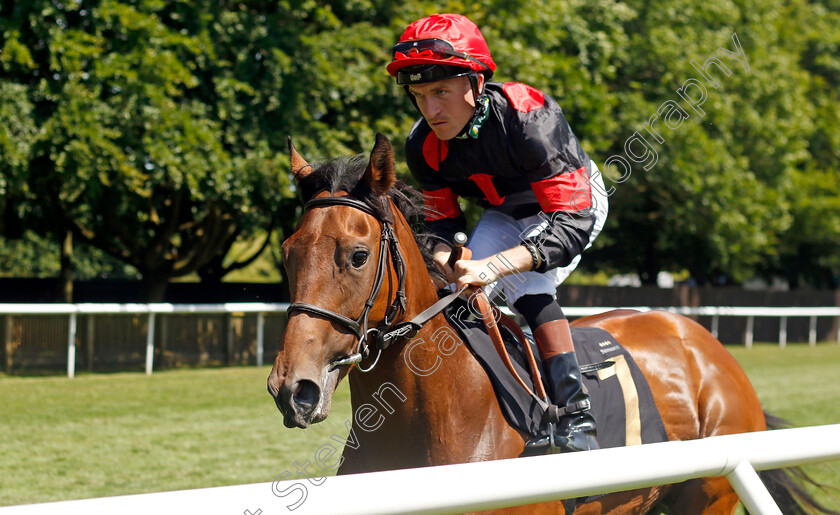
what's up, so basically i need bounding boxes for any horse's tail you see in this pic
[754,412,840,515]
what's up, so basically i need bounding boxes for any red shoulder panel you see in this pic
[502,83,545,113]
[422,188,460,221]
[422,131,449,171]
[530,167,592,212]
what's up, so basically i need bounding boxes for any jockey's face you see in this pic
[408,75,482,141]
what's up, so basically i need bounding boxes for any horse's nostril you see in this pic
[293,380,320,411]
[267,374,281,398]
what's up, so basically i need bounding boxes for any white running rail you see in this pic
[0,302,290,377]
[1,424,838,515]
[1,303,839,377]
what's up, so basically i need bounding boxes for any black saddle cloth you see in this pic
[445,300,669,449]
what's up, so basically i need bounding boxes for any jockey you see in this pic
[387,13,609,454]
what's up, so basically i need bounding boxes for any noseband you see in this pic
[286,195,407,371]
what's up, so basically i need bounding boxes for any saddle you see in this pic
[443,296,669,451]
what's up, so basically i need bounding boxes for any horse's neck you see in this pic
[343,205,522,469]
[345,313,520,468]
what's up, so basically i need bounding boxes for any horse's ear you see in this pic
[288,136,313,181]
[364,133,396,195]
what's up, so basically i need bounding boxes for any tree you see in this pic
[0,81,35,239]
[0,229,139,280]
[760,0,840,288]
[1,1,294,300]
[549,0,826,286]
[2,0,838,295]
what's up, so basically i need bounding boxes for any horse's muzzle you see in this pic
[268,368,333,429]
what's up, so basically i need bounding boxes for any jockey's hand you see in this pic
[452,258,497,289]
[432,244,456,289]
[434,242,493,288]
[449,245,536,290]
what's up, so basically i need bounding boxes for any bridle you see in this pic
[286,193,469,372]
[286,195,408,372]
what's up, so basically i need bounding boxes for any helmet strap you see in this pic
[468,73,483,101]
[456,94,489,139]
[402,85,420,111]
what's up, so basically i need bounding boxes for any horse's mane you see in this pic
[296,154,447,285]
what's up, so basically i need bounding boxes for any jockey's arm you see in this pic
[433,242,533,289]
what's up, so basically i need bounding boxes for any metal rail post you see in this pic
[67,313,77,379]
[727,461,782,515]
[745,315,754,349]
[145,313,155,376]
[779,316,787,348]
[256,312,265,367]
[711,315,719,339]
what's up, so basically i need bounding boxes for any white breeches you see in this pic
[467,161,609,311]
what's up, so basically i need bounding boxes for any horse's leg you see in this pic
[661,477,739,515]
[571,486,673,515]
[472,502,564,514]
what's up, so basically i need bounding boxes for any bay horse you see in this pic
[268,134,831,514]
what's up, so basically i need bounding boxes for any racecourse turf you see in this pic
[1,343,838,509]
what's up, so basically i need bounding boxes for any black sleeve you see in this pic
[507,92,596,271]
[523,211,594,272]
[426,217,468,249]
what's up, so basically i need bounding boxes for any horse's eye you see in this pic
[352,250,369,268]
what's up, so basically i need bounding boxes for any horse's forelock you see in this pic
[296,154,367,202]
[299,153,396,219]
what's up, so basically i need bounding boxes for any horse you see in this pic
[267,133,833,514]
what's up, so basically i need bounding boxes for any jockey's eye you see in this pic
[352,250,369,268]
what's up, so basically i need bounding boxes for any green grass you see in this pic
[1,344,838,509]
[728,343,840,513]
[0,366,353,506]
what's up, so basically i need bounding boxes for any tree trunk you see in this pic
[56,229,74,303]
[638,243,660,286]
[196,253,226,284]
[141,275,169,303]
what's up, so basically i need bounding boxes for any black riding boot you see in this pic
[526,351,599,454]
[523,320,599,455]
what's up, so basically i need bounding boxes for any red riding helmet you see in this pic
[387,14,496,85]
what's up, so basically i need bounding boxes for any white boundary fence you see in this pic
[657,305,840,349]
[1,424,838,515]
[0,302,289,378]
[1,303,839,378]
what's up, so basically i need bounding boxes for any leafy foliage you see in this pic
[0,229,138,279]
[0,0,837,294]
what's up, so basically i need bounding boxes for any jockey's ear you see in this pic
[288,136,313,181]
[364,133,396,195]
